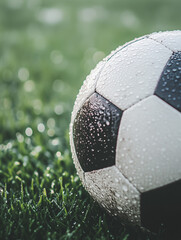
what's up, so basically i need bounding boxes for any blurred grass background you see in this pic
[0,0,180,239]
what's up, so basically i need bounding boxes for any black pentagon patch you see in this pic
[154,51,181,112]
[73,92,122,172]
[141,179,181,237]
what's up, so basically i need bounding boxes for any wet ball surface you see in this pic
[73,92,122,172]
[155,51,181,112]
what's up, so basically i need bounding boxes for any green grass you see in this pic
[0,0,180,239]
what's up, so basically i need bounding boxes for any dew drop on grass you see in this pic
[24,80,35,92]
[25,127,33,137]
[47,128,55,137]
[18,67,29,81]
[37,123,45,133]
[0,188,3,195]
[52,138,59,146]
[54,104,64,115]
[37,8,64,25]
[56,151,62,158]
[16,132,24,142]
[47,118,56,128]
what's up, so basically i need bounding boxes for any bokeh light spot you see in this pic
[25,127,33,137]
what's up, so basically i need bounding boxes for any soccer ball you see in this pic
[69,30,181,233]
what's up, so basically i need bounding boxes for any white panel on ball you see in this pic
[103,36,146,62]
[149,30,181,52]
[96,38,172,110]
[85,166,141,225]
[116,95,181,192]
